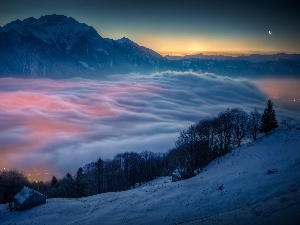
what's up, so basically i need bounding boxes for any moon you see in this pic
[269,31,272,34]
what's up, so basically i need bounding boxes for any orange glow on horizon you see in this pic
[157,50,294,57]
[125,33,299,57]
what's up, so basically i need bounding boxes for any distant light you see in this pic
[269,31,272,35]
[3,168,5,170]
[294,100,296,102]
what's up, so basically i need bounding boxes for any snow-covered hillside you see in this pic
[1,126,300,224]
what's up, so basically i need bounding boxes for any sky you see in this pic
[0,0,299,55]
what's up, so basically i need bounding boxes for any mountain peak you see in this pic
[0,14,95,50]
[40,14,69,20]
[37,14,82,26]
[1,14,90,32]
[117,37,136,45]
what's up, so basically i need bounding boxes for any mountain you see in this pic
[0,15,300,78]
[167,53,300,78]
[0,15,170,78]
[165,53,300,62]
[1,125,300,224]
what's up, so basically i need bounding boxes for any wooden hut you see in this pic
[13,186,46,210]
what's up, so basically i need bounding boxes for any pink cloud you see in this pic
[0,78,165,180]
[1,74,296,181]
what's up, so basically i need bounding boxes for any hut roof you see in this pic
[14,186,46,204]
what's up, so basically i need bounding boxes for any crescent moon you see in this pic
[269,31,272,34]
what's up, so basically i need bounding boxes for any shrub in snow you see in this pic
[172,168,182,182]
[267,168,278,175]
[172,168,195,182]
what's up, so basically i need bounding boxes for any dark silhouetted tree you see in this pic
[0,170,29,210]
[218,109,234,153]
[75,167,85,197]
[247,108,261,141]
[31,180,46,193]
[261,100,278,135]
[51,176,58,187]
[66,173,72,179]
[175,125,199,177]
[61,172,75,198]
[95,158,104,193]
[231,108,248,147]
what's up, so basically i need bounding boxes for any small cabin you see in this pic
[13,186,46,210]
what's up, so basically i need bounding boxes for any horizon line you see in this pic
[158,51,300,57]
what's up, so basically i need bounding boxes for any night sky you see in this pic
[0,0,299,55]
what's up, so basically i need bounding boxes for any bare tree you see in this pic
[231,108,248,147]
[219,109,234,153]
[247,108,261,141]
[0,170,29,210]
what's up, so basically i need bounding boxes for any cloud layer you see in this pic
[0,72,295,180]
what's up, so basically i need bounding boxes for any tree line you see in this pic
[0,100,279,206]
[164,100,278,179]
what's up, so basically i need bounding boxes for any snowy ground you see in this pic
[1,125,300,225]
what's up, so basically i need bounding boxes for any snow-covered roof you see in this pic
[14,186,46,204]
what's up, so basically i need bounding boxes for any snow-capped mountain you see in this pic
[1,125,300,224]
[0,15,299,78]
[0,15,170,78]
[1,15,91,49]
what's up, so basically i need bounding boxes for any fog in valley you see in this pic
[0,72,298,180]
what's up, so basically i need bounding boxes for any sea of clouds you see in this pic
[0,71,297,180]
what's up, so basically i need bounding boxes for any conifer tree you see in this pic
[50,176,58,187]
[261,100,278,135]
[75,167,85,197]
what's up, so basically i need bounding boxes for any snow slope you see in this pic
[1,126,300,224]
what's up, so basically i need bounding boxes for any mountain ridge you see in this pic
[0,14,171,78]
[165,52,300,62]
[0,15,300,78]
